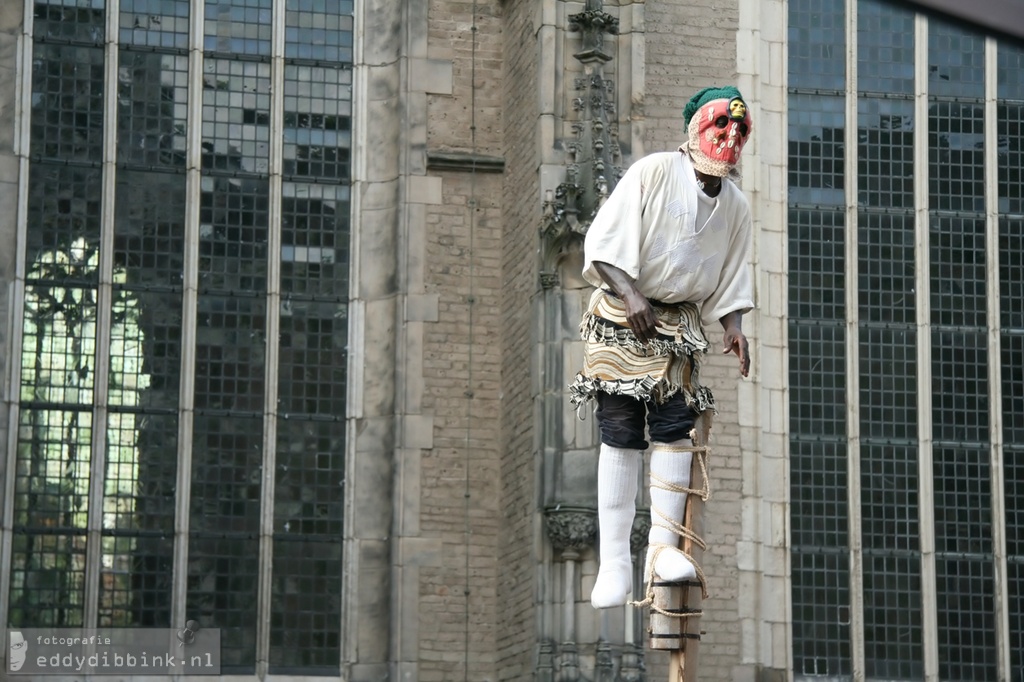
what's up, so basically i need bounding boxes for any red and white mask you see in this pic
[686,96,753,176]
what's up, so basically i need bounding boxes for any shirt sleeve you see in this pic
[701,198,755,327]
[581,160,648,288]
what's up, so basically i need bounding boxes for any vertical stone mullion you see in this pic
[914,13,940,682]
[82,0,122,630]
[0,0,34,639]
[984,36,1012,682]
[170,0,206,630]
[844,1,865,679]
[254,0,286,673]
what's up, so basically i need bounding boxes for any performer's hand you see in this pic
[590,261,658,344]
[723,327,750,377]
[623,291,658,344]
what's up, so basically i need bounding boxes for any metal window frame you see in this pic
[794,3,1016,681]
[897,0,1024,44]
[0,0,348,676]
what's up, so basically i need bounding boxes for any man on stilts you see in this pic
[569,86,755,612]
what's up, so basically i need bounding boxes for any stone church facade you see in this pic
[1,1,1022,681]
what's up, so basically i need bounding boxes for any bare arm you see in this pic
[592,261,658,344]
[719,310,750,378]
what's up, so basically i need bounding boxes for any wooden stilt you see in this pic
[645,411,711,682]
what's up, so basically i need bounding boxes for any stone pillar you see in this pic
[734,1,792,679]
[346,0,403,677]
[0,4,25,627]
[535,0,647,676]
[0,0,21,489]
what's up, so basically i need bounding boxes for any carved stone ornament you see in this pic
[629,510,652,557]
[595,639,614,678]
[544,507,598,552]
[618,645,645,682]
[567,0,619,64]
[539,0,623,289]
[536,640,555,682]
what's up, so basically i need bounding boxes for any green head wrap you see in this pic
[683,86,744,126]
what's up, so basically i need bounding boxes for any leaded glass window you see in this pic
[789,1,1024,679]
[5,0,353,674]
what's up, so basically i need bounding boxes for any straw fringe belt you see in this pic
[569,289,716,414]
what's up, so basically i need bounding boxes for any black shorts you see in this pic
[595,391,698,450]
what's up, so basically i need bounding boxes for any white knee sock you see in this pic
[591,443,640,609]
[645,439,697,582]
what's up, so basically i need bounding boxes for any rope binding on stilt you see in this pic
[631,432,713,611]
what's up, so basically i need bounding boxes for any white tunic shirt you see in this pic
[582,150,755,327]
